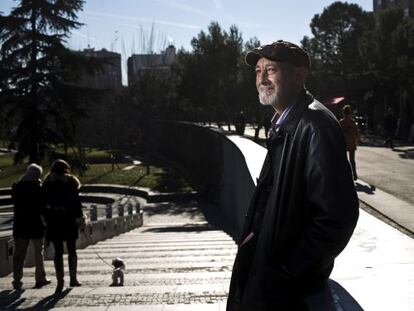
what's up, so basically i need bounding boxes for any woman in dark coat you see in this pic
[12,163,51,290]
[43,159,85,293]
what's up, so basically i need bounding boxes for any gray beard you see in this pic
[258,89,278,107]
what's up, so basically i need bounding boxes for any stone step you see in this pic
[0,212,237,310]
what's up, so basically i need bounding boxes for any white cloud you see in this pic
[213,0,223,12]
[71,30,103,44]
[83,10,201,30]
[82,14,151,31]
[152,0,210,18]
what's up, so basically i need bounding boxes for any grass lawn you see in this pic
[0,151,193,192]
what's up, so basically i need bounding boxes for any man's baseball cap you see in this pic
[245,40,310,68]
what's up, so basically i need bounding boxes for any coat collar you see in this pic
[279,89,314,136]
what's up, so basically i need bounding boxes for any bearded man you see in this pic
[226,40,359,311]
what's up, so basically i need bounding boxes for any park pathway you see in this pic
[0,200,236,310]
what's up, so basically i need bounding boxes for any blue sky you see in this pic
[1,0,373,84]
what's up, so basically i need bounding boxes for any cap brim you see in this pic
[245,50,264,67]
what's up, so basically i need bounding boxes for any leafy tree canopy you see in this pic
[302,1,373,79]
[0,0,102,163]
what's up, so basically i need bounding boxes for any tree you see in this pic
[393,18,414,104]
[359,7,404,89]
[301,1,373,94]
[126,25,172,174]
[359,7,414,136]
[173,22,244,128]
[0,0,97,163]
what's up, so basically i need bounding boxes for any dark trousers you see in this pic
[385,134,394,148]
[13,238,47,285]
[348,150,357,180]
[52,239,77,259]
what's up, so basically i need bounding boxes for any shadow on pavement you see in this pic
[329,279,364,310]
[29,288,72,310]
[0,289,25,310]
[144,201,202,219]
[144,199,238,239]
[197,201,239,240]
[355,182,376,195]
[394,147,414,159]
[0,288,72,310]
[142,223,217,233]
[306,279,363,310]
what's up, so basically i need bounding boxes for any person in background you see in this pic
[11,163,51,290]
[340,105,360,180]
[384,107,397,149]
[43,159,85,293]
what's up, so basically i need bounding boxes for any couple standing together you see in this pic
[12,159,85,293]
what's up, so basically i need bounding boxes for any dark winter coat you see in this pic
[43,173,83,241]
[12,180,46,239]
[227,90,359,310]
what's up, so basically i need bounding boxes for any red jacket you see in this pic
[339,116,360,151]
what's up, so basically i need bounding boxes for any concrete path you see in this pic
[331,203,414,311]
[356,144,414,206]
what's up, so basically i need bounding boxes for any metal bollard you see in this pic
[105,203,112,219]
[118,204,124,217]
[135,202,141,214]
[90,205,98,222]
[127,203,133,215]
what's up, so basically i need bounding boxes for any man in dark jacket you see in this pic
[12,163,51,290]
[226,40,359,311]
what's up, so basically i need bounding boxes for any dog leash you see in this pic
[82,230,113,269]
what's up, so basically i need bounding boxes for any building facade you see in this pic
[127,45,176,86]
[77,48,122,90]
[373,0,414,17]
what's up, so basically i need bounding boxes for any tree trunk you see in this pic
[29,5,39,163]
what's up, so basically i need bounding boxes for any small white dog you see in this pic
[110,258,125,286]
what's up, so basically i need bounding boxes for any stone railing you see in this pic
[151,122,266,240]
[0,188,144,277]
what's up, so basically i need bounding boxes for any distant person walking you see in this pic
[11,163,51,290]
[43,159,85,293]
[384,107,397,149]
[340,105,360,180]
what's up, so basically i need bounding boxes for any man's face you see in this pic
[255,58,299,111]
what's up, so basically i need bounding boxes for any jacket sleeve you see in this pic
[285,125,359,279]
